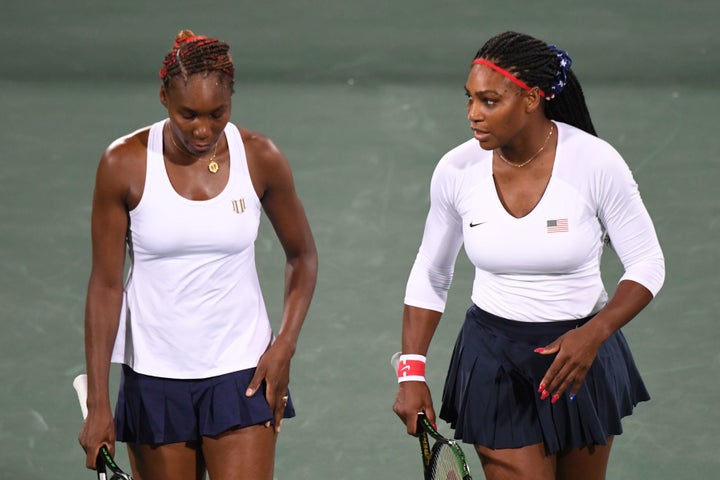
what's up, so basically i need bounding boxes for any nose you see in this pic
[467,100,482,122]
[192,120,212,140]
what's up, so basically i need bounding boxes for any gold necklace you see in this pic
[496,123,554,168]
[168,130,220,174]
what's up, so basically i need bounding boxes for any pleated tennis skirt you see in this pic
[439,305,649,454]
[115,365,295,445]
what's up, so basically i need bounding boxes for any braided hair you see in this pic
[475,31,596,136]
[159,29,235,90]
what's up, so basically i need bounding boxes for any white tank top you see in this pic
[111,119,272,378]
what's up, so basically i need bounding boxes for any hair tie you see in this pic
[174,34,208,49]
[547,45,573,100]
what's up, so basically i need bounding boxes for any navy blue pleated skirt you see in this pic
[115,365,295,445]
[439,305,649,454]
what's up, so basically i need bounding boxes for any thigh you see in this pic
[202,425,278,480]
[127,441,205,480]
[556,436,614,480]
[475,442,556,480]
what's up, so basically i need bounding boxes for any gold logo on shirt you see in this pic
[232,199,246,213]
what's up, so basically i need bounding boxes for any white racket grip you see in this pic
[390,351,401,373]
[73,373,89,419]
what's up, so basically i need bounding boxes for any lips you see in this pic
[193,143,212,152]
[472,129,491,141]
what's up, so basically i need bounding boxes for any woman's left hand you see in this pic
[537,281,655,403]
[535,325,604,403]
[245,339,294,432]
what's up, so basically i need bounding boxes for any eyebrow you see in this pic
[464,86,501,96]
[179,104,227,115]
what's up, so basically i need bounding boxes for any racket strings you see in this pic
[431,444,465,480]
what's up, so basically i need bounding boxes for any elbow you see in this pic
[287,243,318,282]
[652,258,666,297]
[622,254,665,298]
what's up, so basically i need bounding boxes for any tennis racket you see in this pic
[416,412,472,480]
[73,374,133,480]
[391,352,472,480]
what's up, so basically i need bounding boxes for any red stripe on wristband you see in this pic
[397,354,426,382]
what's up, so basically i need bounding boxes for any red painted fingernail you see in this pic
[540,390,550,400]
[538,384,546,393]
[534,347,545,353]
[551,394,560,404]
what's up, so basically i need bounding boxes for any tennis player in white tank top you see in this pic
[79,30,317,480]
[113,119,272,379]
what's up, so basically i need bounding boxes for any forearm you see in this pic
[582,279,653,343]
[536,279,655,399]
[401,305,443,355]
[393,305,442,430]
[84,280,124,413]
[274,250,318,354]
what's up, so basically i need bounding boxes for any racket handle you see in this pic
[73,373,89,419]
[74,374,133,479]
[390,351,401,373]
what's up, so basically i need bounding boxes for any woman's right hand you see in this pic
[392,381,435,436]
[78,407,116,469]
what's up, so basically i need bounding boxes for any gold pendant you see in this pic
[208,160,219,174]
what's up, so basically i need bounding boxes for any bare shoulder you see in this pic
[239,127,293,198]
[239,127,286,165]
[102,126,150,170]
[96,126,150,205]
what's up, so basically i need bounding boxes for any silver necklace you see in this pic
[496,123,554,168]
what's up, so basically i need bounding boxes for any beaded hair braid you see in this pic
[474,31,596,136]
[159,29,235,88]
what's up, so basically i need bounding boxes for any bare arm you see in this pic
[243,131,318,432]
[78,135,143,468]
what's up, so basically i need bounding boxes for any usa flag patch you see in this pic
[547,219,569,233]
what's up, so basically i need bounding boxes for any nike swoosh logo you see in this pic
[469,221,486,227]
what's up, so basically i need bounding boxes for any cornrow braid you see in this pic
[159,29,235,89]
[475,31,596,136]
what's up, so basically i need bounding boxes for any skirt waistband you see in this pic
[467,304,595,344]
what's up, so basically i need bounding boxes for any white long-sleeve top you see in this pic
[404,122,665,322]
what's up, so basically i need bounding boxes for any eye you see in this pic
[210,106,228,120]
[484,98,497,106]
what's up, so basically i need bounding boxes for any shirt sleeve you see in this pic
[404,160,465,312]
[594,148,665,296]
